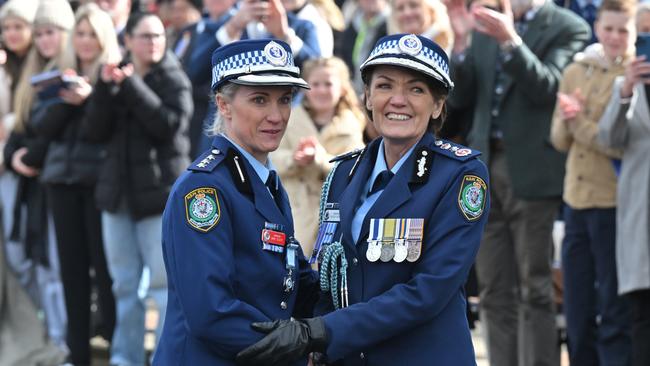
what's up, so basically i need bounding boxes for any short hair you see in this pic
[597,0,636,19]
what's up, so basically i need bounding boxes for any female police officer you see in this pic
[152,39,319,365]
[237,34,490,365]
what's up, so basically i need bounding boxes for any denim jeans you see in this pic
[102,207,167,366]
[562,206,631,366]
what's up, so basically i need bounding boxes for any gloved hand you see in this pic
[236,317,328,366]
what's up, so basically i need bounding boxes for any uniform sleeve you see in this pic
[321,159,490,361]
[162,177,272,358]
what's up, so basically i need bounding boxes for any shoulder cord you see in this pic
[317,161,349,309]
[319,239,348,309]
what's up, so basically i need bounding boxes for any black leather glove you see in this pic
[236,317,328,366]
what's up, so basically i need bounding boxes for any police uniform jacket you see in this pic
[271,105,364,253]
[154,135,319,365]
[315,132,489,365]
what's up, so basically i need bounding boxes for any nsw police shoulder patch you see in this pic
[458,175,487,221]
[185,187,221,232]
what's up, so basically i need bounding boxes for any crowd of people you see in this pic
[0,0,647,365]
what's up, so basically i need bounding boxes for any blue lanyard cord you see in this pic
[319,161,340,225]
[319,238,348,309]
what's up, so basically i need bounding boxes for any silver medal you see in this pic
[380,242,395,262]
[394,239,408,262]
[406,241,422,262]
[366,241,382,262]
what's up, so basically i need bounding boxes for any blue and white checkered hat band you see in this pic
[211,49,300,89]
[366,39,449,75]
[360,35,453,90]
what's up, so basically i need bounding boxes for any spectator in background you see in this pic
[550,0,633,364]
[446,0,590,364]
[174,0,236,158]
[0,0,65,363]
[3,0,70,353]
[311,0,346,47]
[217,0,322,67]
[555,0,599,43]
[598,5,650,364]
[29,3,122,365]
[388,0,453,54]
[83,12,192,366]
[637,2,650,32]
[167,0,202,47]
[282,0,335,56]
[270,56,365,256]
[95,0,132,47]
[335,0,389,93]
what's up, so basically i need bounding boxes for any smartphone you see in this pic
[636,33,650,60]
[30,70,82,99]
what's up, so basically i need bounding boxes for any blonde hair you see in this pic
[310,0,345,32]
[12,26,70,132]
[388,0,453,53]
[58,3,121,85]
[301,56,366,125]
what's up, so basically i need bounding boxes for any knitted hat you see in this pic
[0,0,39,24]
[34,0,75,31]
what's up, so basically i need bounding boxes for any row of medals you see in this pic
[366,218,424,263]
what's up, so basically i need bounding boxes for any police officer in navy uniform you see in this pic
[153,39,319,365]
[237,34,491,365]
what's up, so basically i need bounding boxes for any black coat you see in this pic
[2,117,51,266]
[30,97,105,186]
[84,52,193,219]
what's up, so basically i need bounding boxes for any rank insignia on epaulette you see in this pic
[458,175,487,221]
[185,187,221,232]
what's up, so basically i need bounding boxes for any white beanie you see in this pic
[0,0,39,24]
[34,0,75,31]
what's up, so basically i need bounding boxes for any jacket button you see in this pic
[353,258,358,266]
[212,149,220,155]
[280,301,287,310]
[360,352,365,359]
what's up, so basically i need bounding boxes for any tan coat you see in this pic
[271,105,364,256]
[550,44,625,209]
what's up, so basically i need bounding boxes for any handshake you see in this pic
[236,317,329,366]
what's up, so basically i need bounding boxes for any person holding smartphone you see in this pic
[550,0,635,364]
[446,0,591,364]
[597,4,650,366]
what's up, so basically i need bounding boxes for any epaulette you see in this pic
[188,148,224,172]
[431,139,482,161]
[329,147,365,163]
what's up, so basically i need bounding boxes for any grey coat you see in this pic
[598,78,650,295]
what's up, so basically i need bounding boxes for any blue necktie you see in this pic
[368,170,394,196]
[266,170,281,207]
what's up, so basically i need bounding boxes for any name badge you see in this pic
[262,222,286,253]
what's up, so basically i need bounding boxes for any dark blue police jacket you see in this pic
[154,135,318,365]
[315,133,489,365]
